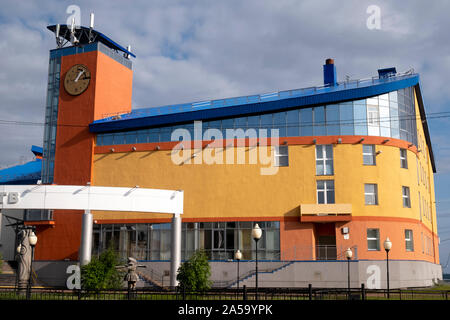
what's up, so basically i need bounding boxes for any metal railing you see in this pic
[99,70,418,121]
[0,284,448,301]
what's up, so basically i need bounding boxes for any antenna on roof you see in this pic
[88,12,95,43]
[70,17,79,45]
[55,23,63,48]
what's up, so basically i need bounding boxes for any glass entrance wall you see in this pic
[96,87,418,147]
[92,221,280,261]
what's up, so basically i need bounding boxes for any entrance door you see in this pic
[315,223,337,260]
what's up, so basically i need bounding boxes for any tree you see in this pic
[81,247,124,291]
[177,250,212,292]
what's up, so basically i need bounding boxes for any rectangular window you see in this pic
[405,229,414,252]
[364,184,378,205]
[400,149,408,168]
[367,228,380,251]
[317,180,335,204]
[402,186,411,208]
[363,145,376,165]
[316,145,334,175]
[274,145,289,167]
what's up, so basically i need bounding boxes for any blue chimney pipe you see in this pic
[323,58,337,86]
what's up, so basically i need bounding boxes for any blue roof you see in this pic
[47,25,136,58]
[0,159,42,185]
[89,72,419,133]
[0,146,42,185]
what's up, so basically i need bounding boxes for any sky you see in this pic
[0,0,449,273]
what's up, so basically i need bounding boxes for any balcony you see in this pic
[299,204,352,222]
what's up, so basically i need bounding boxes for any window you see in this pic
[364,184,378,205]
[317,180,335,204]
[367,228,380,251]
[363,145,376,165]
[400,149,408,168]
[402,186,411,208]
[405,230,414,251]
[274,146,289,167]
[316,145,333,175]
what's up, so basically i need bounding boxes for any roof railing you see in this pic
[99,69,417,121]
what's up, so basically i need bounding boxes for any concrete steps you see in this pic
[0,261,17,287]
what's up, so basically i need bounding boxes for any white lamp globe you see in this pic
[28,231,38,247]
[345,248,353,259]
[252,224,262,240]
[384,237,392,251]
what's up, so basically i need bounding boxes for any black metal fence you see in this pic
[0,285,448,301]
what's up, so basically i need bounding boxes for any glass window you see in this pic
[102,133,114,146]
[316,145,333,175]
[235,116,247,129]
[367,228,380,251]
[149,128,160,143]
[325,104,340,135]
[300,108,313,136]
[363,145,376,165]
[260,114,273,137]
[160,127,172,142]
[367,105,380,136]
[402,186,411,208]
[247,115,260,129]
[400,149,408,168]
[379,105,390,137]
[274,145,289,167]
[137,129,148,143]
[273,111,286,137]
[317,180,335,204]
[313,106,326,136]
[339,102,354,135]
[365,184,378,205]
[405,229,414,252]
[353,100,368,135]
[286,110,299,137]
[113,133,125,145]
[221,118,234,130]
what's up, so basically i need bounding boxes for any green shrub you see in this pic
[177,250,211,292]
[81,247,124,291]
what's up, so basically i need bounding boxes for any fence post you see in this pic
[361,283,365,300]
[308,284,312,301]
[243,285,247,301]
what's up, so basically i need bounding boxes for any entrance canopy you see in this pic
[0,184,184,286]
[0,185,183,214]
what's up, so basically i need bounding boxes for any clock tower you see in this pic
[38,23,134,260]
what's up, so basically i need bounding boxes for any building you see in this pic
[0,23,442,288]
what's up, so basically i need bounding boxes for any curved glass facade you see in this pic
[97,87,417,147]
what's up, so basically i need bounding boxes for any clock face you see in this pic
[64,64,91,96]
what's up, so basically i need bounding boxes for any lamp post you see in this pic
[235,250,242,295]
[345,248,352,299]
[27,229,37,300]
[252,224,262,300]
[383,237,392,299]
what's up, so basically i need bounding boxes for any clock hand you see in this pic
[74,70,85,82]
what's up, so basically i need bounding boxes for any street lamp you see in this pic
[27,230,37,300]
[235,250,242,294]
[345,248,352,298]
[252,224,262,300]
[383,237,392,299]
